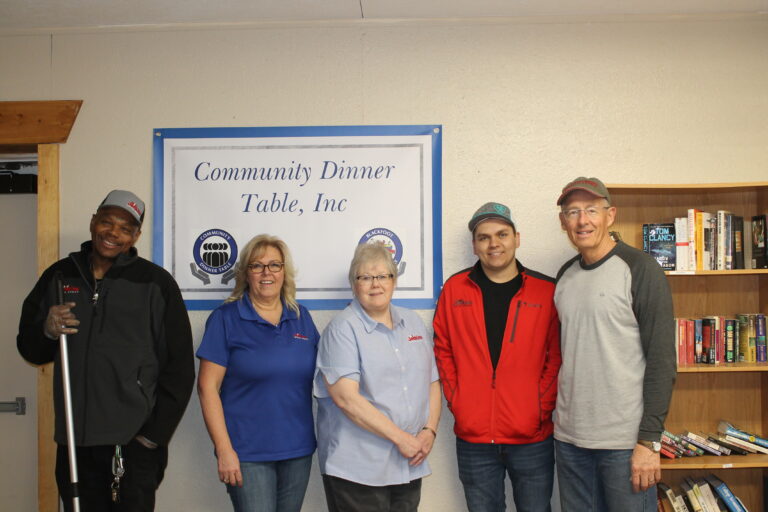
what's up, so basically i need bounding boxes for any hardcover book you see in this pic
[752,214,768,269]
[643,223,676,270]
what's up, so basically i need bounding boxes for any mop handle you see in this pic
[56,272,80,512]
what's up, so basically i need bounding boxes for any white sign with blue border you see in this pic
[153,125,442,310]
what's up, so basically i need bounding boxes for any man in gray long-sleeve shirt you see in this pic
[552,177,676,512]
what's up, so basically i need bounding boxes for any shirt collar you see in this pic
[237,295,297,325]
[351,298,404,333]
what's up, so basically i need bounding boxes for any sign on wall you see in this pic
[153,125,442,310]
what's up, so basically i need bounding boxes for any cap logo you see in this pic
[127,201,142,216]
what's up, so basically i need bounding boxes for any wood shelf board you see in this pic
[666,269,768,276]
[0,100,82,144]
[677,362,768,373]
[661,454,768,469]
[608,182,768,191]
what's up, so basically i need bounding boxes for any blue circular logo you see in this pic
[193,229,238,275]
[358,228,403,264]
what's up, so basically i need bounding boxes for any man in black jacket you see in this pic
[18,190,195,511]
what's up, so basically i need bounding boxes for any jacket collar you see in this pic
[468,259,527,285]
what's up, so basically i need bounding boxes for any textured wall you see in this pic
[2,15,767,510]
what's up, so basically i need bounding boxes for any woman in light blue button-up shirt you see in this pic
[314,243,441,512]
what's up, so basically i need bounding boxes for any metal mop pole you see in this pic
[57,273,81,512]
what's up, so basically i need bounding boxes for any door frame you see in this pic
[0,100,82,512]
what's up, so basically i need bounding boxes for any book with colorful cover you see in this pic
[694,319,703,363]
[688,208,701,271]
[643,223,676,270]
[756,313,766,363]
[724,318,735,363]
[752,214,767,269]
[718,420,768,449]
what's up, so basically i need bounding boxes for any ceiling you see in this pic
[1,0,767,31]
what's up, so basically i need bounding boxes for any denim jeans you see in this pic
[555,440,656,512]
[226,454,312,512]
[456,436,554,512]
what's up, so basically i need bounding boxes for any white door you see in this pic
[0,194,39,509]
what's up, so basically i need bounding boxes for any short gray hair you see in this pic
[348,243,398,288]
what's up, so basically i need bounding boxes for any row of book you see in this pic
[675,314,767,365]
[657,475,745,512]
[661,421,768,459]
[642,212,768,271]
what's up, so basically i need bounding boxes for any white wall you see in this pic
[2,14,768,511]
[0,195,38,510]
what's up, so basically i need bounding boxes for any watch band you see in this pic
[637,439,661,453]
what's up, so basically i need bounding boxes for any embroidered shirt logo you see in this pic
[453,299,472,307]
[408,335,423,342]
[293,333,309,341]
[63,285,80,294]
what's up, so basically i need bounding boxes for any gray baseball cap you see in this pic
[98,190,145,226]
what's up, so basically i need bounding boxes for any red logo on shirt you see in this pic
[293,333,309,340]
[453,299,472,307]
[63,285,80,294]
[408,335,423,342]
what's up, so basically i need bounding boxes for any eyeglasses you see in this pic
[561,206,610,221]
[355,274,394,285]
[247,262,284,273]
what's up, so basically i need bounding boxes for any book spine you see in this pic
[682,434,723,455]
[687,209,699,271]
[725,212,733,270]
[675,217,689,271]
[752,214,768,269]
[685,320,695,365]
[694,319,703,363]
[725,318,735,363]
[748,314,757,363]
[716,210,727,270]
[733,215,744,269]
[720,423,768,450]
[756,313,766,363]
[710,481,747,512]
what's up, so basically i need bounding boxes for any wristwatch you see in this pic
[637,439,662,453]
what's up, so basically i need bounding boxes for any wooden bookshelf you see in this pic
[608,182,768,511]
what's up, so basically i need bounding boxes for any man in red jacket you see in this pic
[433,202,561,512]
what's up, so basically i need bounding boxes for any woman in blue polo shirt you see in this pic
[197,234,319,512]
[315,242,442,512]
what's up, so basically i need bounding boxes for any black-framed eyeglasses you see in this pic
[355,274,394,284]
[247,262,284,273]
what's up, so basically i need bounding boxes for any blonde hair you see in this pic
[348,242,398,289]
[225,234,300,316]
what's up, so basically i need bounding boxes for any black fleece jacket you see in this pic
[17,241,195,447]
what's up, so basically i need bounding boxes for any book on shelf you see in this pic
[732,216,744,270]
[752,214,767,269]
[643,223,676,270]
[718,420,768,452]
[682,432,726,456]
[743,218,753,269]
[657,482,689,512]
[708,435,749,456]
[695,480,720,512]
[680,478,704,512]
[716,210,730,270]
[675,217,690,271]
[756,313,766,363]
[704,474,747,512]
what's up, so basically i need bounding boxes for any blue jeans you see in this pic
[226,454,312,512]
[456,436,554,512]
[555,440,656,512]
